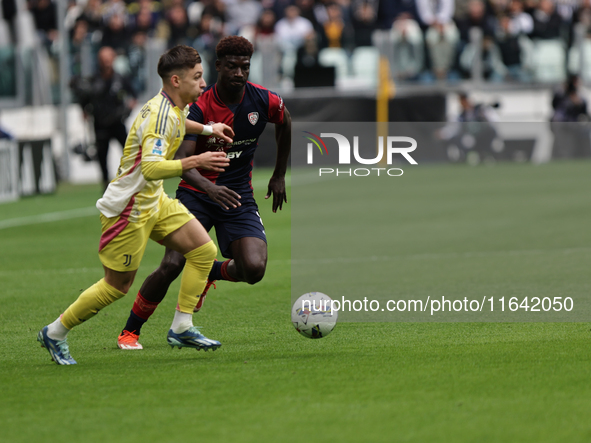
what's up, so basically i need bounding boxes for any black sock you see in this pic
[208,260,224,281]
[122,311,147,336]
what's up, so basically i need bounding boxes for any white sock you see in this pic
[46,316,70,341]
[171,310,193,334]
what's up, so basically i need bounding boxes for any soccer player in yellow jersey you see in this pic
[38,45,229,365]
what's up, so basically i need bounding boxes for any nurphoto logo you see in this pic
[302,131,418,177]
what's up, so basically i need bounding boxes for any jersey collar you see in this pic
[160,90,176,108]
[213,83,246,109]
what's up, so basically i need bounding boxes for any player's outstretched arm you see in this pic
[185,120,235,144]
[141,139,223,181]
[266,107,292,213]
[175,140,242,210]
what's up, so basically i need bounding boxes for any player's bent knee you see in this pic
[184,240,217,264]
[241,261,266,285]
[159,254,186,280]
[104,269,136,294]
[111,279,133,294]
[203,241,218,261]
[245,268,265,284]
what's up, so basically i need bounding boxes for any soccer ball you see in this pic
[291,292,338,339]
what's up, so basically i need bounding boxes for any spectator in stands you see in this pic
[455,0,493,80]
[193,13,224,83]
[194,13,224,50]
[70,18,89,77]
[351,0,378,47]
[552,75,588,121]
[127,31,147,94]
[391,17,425,80]
[552,0,579,23]
[224,0,262,36]
[574,0,591,29]
[531,0,563,40]
[166,4,197,48]
[460,33,508,80]
[458,92,499,122]
[416,0,455,29]
[551,75,590,158]
[296,31,321,67]
[425,22,460,79]
[506,0,534,36]
[255,9,278,38]
[271,0,295,21]
[79,0,104,33]
[201,0,227,23]
[275,5,315,52]
[64,0,86,32]
[377,0,416,29]
[455,0,496,44]
[102,0,128,23]
[1,0,17,41]
[438,92,501,162]
[128,0,162,22]
[101,13,130,52]
[572,0,591,52]
[296,0,322,31]
[494,13,529,81]
[132,6,157,35]
[70,46,137,191]
[321,3,351,49]
[416,0,459,80]
[29,0,58,47]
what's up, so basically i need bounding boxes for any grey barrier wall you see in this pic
[0,139,19,202]
[7,139,57,198]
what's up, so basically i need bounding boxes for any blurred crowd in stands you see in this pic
[17,0,591,91]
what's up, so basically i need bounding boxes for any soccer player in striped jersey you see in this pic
[117,36,291,350]
[38,45,233,365]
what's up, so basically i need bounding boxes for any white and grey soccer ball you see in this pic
[291,292,338,339]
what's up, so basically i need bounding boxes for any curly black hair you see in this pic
[216,36,254,59]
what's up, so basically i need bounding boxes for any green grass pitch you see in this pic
[1,163,591,442]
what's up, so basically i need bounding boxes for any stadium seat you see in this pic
[351,46,379,88]
[319,47,350,81]
[389,19,424,80]
[531,39,566,83]
[519,36,535,72]
[248,51,263,85]
[0,46,15,97]
[15,10,37,48]
[281,48,297,79]
[567,38,591,82]
[0,18,11,46]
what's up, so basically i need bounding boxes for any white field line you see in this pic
[0,175,294,232]
[1,248,589,277]
[0,258,292,277]
[0,267,104,277]
[290,247,591,266]
[0,206,97,230]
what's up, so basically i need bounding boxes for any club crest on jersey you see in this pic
[248,112,259,125]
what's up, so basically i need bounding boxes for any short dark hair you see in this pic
[157,45,201,80]
[216,36,254,59]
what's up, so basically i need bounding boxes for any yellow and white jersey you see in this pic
[96,90,189,222]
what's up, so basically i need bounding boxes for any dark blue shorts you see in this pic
[176,187,267,259]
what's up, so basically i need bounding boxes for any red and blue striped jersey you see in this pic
[180,82,284,201]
